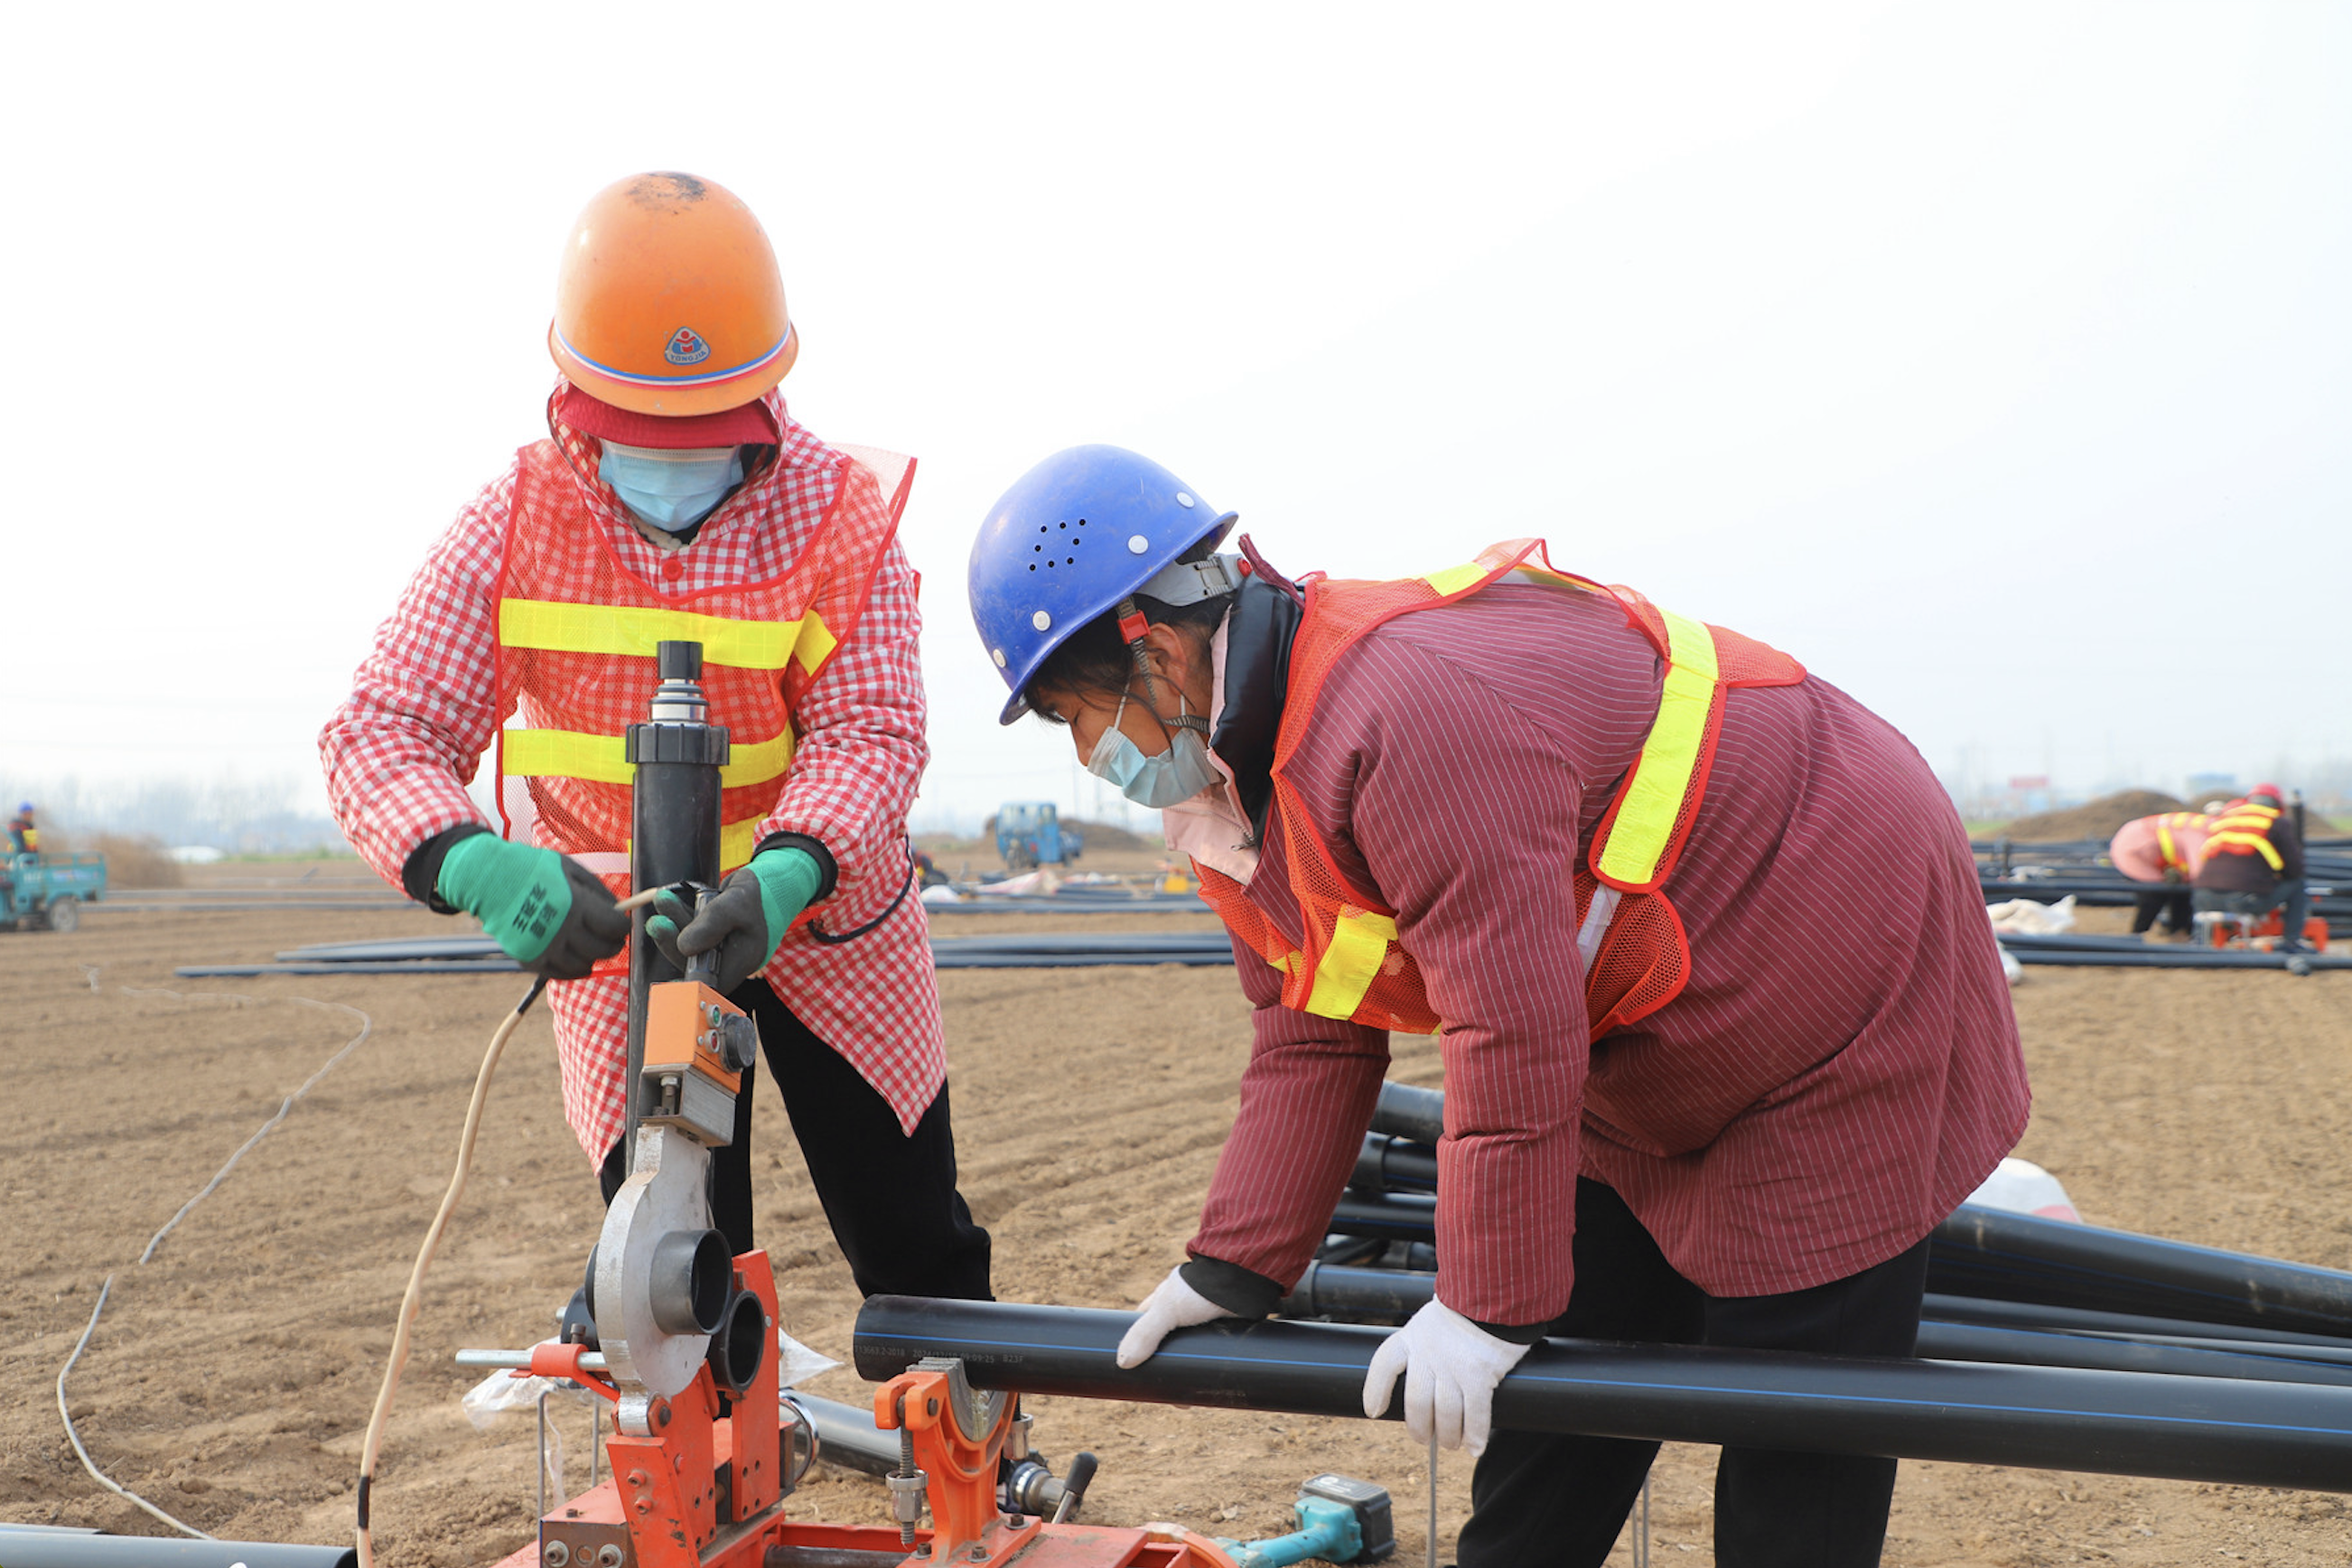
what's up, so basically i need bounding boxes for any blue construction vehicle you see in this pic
[2,852,107,933]
[995,802,1085,871]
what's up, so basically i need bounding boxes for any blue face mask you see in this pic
[598,442,745,531]
[1086,691,1223,808]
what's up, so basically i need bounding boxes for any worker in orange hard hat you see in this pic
[322,172,991,1321]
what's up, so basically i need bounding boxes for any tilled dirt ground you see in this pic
[5,872,2351,1565]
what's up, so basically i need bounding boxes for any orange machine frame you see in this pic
[490,1252,1235,1568]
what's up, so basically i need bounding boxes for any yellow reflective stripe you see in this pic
[2156,818,2180,869]
[718,817,760,873]
[792,611,838,677]
[504,727,630,784]
[501,727,797,789]
[1423,562,1488,597]
[499,598,804,671]
[1597,611,1720,885]
[2206,830,2284,871]
[1304,908,1398,1020]
[723,730,797,788]
[619,818,768,877]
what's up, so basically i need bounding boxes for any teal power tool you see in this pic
[1215,1474,1396,1568]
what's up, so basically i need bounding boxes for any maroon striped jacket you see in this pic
[1187,580,2029,1328]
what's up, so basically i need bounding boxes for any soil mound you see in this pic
[1063,817,1151,851]
[1998,789,2189,842]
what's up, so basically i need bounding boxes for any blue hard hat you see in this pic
[968,444,1237,723]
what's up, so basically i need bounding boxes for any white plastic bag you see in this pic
[1986,895,2077,935]
[777,1327,840,1388]
[462,1364,579,1498]
[1965,1156,2081,1222]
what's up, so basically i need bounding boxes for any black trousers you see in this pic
[2132,887,2193,934]
[601,977,993,1302]
[1456,1180,1929,1568]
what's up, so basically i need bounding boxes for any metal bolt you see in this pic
[970,1545,991,1562]
[1128,535,1150,555]
[1031,610,1051,631]
[653,1399,672,1429]
[597,1547,625,1568]
[635,1498,653,1516]
[542,1543,570,1567]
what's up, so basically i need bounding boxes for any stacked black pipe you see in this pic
[1296,1082,2352,1377]
[850,1080,2352,1494]
[1974,835,2352,938]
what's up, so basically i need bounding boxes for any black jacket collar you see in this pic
[1210,574,1302,841]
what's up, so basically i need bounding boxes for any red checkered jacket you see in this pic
[320,389,945,1160]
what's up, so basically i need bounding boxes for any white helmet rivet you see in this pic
[1128,535,1150,555]
[992,648,1007,667]
[1175,491,1196,508]
[1031,610,1052,631]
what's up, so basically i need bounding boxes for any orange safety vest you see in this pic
[490,425,910,925]
[2202,802,2285,873]
[2151,811,2207,875]
[1193,539,1805,1041]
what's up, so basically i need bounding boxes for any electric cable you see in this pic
[56,986,375,1540]
[354,976,546,1568]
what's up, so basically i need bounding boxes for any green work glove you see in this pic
[647,846,822,993]
[436,834,629,979]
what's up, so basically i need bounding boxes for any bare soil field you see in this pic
[4,875,2350,1565]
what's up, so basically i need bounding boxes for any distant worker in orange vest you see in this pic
[321,172,990,1320]
[2193,785,2310,952]
[2108,810,2209,938]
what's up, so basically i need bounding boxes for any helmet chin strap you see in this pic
[1115,595,1211,738]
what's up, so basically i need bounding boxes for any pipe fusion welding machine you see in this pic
[459,643,1293,1568]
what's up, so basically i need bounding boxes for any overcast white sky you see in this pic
[5,2,2346,828]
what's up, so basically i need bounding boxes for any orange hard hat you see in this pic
[548,172,798,417]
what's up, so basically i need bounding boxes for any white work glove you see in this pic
[1362,1297,1533,1457]
[1115,1265,1237,1367]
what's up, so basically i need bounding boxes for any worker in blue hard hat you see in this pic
[966,445,2029,1568]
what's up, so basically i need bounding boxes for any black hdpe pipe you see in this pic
[1932,1205,2352,1339]
[1354,1086,2352,1339]
[1369,1082,1444,1145]
[0,1529,354,1567]
[854,1296,2352,1492]
[1354,1133,1439,1192]
[1276,1265,2352,1387]
[1920,1293,2352,1353]
[1328,1189,2352,1339]
[2007,947,2350,971]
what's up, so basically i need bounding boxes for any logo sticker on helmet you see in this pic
[664,328,712,367]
